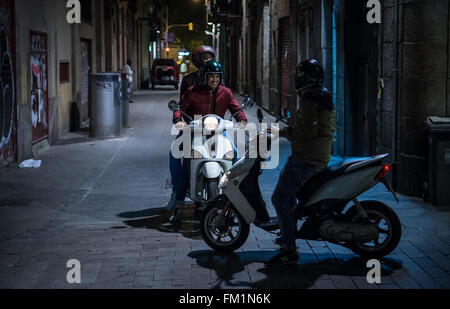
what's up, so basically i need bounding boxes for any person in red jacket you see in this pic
[179,45,224,100]
[173,64,247,126]
[167,60,247,223]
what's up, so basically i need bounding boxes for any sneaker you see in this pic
[274,237,282,246]
[255,218,279,231]
[160,208,173,217]
[265,249,299,266]
[169,208,182,224]
[166,193,177,210]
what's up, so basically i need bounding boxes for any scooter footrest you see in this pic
[260,224,279,232]
[255,218,280,232]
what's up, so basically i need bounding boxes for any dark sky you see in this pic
[167,0,205,25]
[166,0,211,49]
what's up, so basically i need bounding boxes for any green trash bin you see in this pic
[425,116,450,207]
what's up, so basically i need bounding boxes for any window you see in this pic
[60,62,70,84]
[80,0,92,24]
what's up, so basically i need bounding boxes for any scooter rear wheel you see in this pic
[200,203,250,253]
[345,200,402,258]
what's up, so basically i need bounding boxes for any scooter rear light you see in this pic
[374,163,391,180]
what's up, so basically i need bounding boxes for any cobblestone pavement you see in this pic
[0,89,449,289]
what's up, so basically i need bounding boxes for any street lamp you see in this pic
[205,22,217,50]
[205,0,210,24]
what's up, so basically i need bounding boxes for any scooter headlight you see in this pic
[204,116,219,131]
[218,171,232,189]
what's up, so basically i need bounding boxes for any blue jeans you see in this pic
[271,157,324,250]
[169,130,238,205]
[169,131,189,204]
[169,154,189,203]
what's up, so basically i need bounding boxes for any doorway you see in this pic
[80,38,91,122]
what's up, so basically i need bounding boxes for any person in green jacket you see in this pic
[265,59,337,266]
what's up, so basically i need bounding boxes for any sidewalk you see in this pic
[0,90,448,289]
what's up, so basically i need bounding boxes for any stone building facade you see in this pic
[0,0,158,166]
[212,0,450,197]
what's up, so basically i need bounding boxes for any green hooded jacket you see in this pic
[279,86,337,168]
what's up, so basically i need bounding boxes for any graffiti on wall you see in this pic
[0,0,16,164]
[30,32,48,143]
[30,56,47,128]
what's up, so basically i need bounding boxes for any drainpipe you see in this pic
[392,0,399,188]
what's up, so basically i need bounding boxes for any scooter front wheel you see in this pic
[200,203,250,253]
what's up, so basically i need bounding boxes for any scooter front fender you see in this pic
[202,193,255,224]
[204,194,229,207]
[201,162,223,179]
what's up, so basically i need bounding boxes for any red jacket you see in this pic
[173,85,248,124]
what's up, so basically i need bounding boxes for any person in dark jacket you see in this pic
[179,45,220,100]
[167,61,247,223]
[265,59,336,265]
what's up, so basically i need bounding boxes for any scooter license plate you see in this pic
[382,178,400,202]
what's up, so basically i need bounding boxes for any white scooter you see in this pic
[200,108,402,258]
[168,98,253,207]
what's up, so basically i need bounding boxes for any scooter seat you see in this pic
[295,169,335,204]
[294,159,367,204]
[328,157,370,173]
[296,155,388,205]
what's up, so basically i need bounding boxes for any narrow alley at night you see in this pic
[0,0,450,296]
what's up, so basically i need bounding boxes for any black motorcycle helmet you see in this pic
[295,59,324,92]
[203,60,223,85]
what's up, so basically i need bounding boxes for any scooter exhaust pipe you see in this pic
[319,220,379,242]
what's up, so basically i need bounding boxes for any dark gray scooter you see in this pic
[200,109,402,258]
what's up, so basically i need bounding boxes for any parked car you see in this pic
[150,58,180,90]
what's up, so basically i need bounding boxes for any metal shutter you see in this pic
[279,16,290,112]
[0,0,17,164]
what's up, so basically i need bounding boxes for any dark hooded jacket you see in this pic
[180,70,202,100]
[279,86,336,168]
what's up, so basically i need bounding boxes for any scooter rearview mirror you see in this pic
[168,100,180,111]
